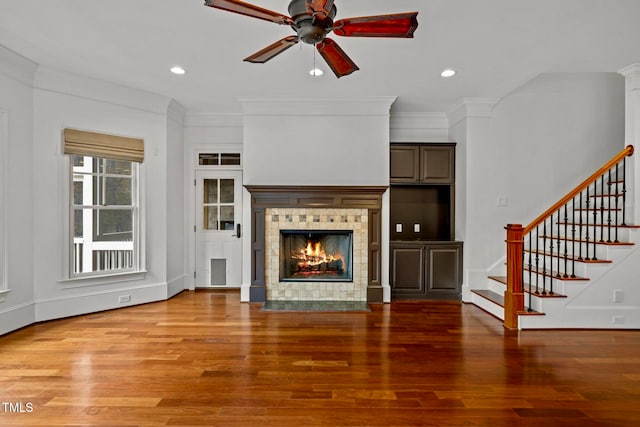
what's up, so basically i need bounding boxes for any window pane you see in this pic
[220,206,234,230]
[220,179,234,203]
[105,159,132,175]
[105,177,132,205]
[73,181,84,205]
[204,206,218,230]
[94,209,133,241]
[203,179,218,204]
[199,153,219,166]
[72,155,84,167]
[92,175,102,205]
[220,153,241,165]
[73,208,84,237]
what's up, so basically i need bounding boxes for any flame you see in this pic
[292,239,343,268]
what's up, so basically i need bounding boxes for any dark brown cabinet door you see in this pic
[425,243,463,299]
[390,246,424,295]
[390,241,462,300]
[390,145,420,183]
[420,145,454,184]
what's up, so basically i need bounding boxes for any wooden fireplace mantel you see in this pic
[244,185,387,303]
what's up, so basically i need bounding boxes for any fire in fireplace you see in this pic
[280,230,353,282]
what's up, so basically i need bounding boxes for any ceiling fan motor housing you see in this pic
[288,0,337,44]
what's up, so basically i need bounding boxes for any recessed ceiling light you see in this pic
[309,68,324,77]
[441,68,456,78]
[170,66,186,75]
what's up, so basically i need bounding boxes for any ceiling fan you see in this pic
[204,0,419,77]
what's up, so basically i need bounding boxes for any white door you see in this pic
[195,170,242,287]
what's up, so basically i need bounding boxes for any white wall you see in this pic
[166,101,186,297]
[29,68,184,322]
[242,98,395,186]
[453,73,625,297]
[0,46,37,335]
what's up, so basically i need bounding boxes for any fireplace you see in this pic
[280,230,353,282]
[245,186,386,303]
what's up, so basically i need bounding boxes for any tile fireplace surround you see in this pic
[265,207,367,301]
[245,186,386,303]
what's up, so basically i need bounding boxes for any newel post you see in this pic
[504,224,524,329]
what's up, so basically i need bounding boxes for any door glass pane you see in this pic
[203,179,218,204]
[220,179,234,203]
[220,206,234,230]
[204,206,219,230]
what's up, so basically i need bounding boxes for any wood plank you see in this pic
[0,290,639,425]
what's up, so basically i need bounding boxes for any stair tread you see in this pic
[556,221,640,229]
[523,249,612,263]
[472,288,545,315]
[523,266,589,280]
[488,276,568,297]
[541,235,635,245]
[472,289,504,306]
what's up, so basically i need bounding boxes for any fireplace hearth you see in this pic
[280,230,353,282]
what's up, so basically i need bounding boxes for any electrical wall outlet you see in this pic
[413,223,420,233]
[395,223,403,233]
[612,315,625,324]
[497,196,508,207]
[119,295,131,303]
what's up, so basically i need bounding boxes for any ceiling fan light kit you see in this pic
[204,0,418,77]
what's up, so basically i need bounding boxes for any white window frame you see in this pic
[66,155,142,281]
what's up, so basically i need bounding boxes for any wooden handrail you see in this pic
[524,145,634,234]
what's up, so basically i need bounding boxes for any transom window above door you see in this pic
[198,152,241,166]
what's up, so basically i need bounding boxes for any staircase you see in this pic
[470,145,638,329]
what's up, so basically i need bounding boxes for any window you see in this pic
[198,152,241,166]
[71,156,138,276]
[63,128,144,278]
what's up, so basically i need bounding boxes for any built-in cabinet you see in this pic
[390,241,463,300]
[389,143,463,300]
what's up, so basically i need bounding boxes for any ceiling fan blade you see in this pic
[306,0,335,18]
[333,12,419,38]
[316,38,359,78]
[244,36,299,63]
[204,0,292,25]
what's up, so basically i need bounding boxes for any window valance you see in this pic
[63,128,144,163]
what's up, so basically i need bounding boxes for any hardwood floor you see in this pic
[1,290,639,426]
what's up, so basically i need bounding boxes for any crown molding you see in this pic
[34,67,172,115]
[184,112,243,128]
[167,99,186,125]
[239,97,397,116]
[619,63,640,89]
[447,98,499,127]
[390,112,450,142]
[0,45,37,87]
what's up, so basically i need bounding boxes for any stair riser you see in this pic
[531,238,630,258]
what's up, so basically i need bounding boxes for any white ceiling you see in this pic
[1,0,639,113]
